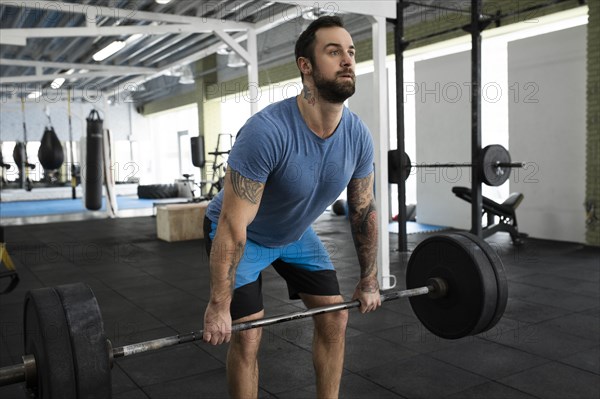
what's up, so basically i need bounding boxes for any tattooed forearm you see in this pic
[347,174,378,279]
[229,169,264,204]
[209,240,245,302]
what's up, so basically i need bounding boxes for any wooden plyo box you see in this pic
[156,202,209,242]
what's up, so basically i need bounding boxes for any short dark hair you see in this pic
[295,16,345,80]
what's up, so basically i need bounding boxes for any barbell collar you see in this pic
[22,354,36,389]
[0,361,26,387]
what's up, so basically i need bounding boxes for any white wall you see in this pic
[141,104,199,185]
[414,51,473,229]
[507,26,587,243]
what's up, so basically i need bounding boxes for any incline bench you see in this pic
[452,186,526,245]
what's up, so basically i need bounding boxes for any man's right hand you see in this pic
[202,302,232,345]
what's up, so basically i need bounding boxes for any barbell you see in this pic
[389,144,524,186]
[0,232,508,398]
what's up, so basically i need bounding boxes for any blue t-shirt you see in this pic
[206,96,374,247]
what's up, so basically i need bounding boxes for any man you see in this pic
[202,16,380,398]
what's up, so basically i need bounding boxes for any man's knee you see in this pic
[230,327,263,361]
[314,309,348,342]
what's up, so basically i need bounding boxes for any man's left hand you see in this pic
[352,276,381,313]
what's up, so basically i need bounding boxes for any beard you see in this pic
[312,65,356,104]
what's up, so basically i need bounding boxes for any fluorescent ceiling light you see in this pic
[50,77,65,89]
[155,0,172,4]
[92,41,126,61]
[179,65,195,84]
[27,91,41,99]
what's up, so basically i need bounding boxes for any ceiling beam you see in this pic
[0,23,250,45]
[0,69,156,84]
[101,5,313,96]
[271,0,397,18]
[0,58,157,73]
[5,1,253,28]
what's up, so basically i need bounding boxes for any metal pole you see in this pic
[67,88,77,199]
[395,0,408,251]
[470,0,483,237]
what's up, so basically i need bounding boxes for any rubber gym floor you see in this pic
[0,213,598,398]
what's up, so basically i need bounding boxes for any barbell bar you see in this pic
[411,162,524,168]
[0,232,508,398]
[389,144,525,186]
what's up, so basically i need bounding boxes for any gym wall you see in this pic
[414,50,473,231]
[508,25,587,243]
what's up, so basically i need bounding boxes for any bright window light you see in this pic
[27,91,41,99]
[50,77,65,89]
[92,41,126,61]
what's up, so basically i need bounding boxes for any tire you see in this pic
[137,184,179,199]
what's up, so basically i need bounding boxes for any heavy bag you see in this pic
[12,142,26,172]
[190,136,205,168]
[38,126,64,171]
[85,110,103,210]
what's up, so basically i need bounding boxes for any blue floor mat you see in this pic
[388,221,448,234]
[0,196,156,218]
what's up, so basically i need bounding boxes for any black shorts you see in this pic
[203,217,341,320]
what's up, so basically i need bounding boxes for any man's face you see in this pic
[310,26,356,104]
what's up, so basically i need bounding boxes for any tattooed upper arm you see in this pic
[227,168,264,205]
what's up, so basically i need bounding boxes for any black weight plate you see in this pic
[402,152,412,182]
[406,234,498,339]
[481,145,511,187]
[387,150,412,183]
[452,232,508,334]
[24,287,77,399]
[55,282,111,399]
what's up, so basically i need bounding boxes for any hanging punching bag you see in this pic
[12,142,26,175]
[38,126,64,171]
[85,110,104,210]
[190,136,205,168]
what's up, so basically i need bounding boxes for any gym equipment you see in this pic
[137,184,179,199]
[0,232,508,397]
[84,110,104,211]
[38,126,64,173]
[452,186,526,245]
[331,199,347,216]
[190,136,205,168]
[0,227,19,295]
[388,145,523,187]
[67,89,78,199]
[202,133,232,199]
[15,98,34,191]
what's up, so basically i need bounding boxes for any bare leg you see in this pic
[300,294,348,399]
[227,310,264,399]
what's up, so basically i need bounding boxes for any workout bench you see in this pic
[452,186,526,245]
